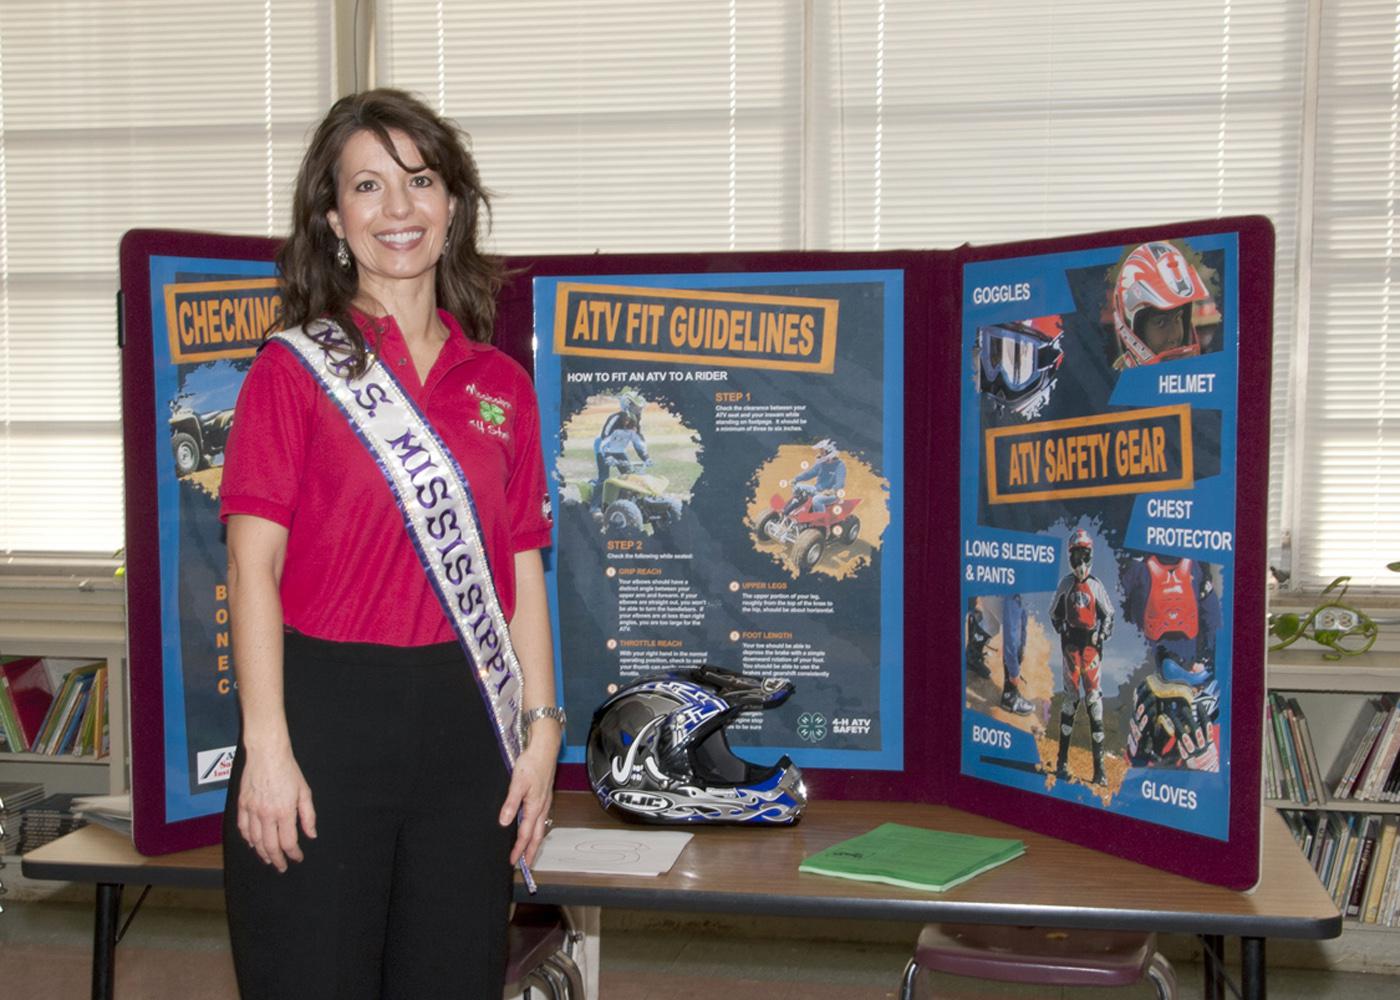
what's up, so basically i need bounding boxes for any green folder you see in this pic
[799,822,1025,892]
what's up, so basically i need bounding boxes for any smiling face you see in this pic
[325,128,455,298]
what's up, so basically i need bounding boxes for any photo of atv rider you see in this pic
[590,389,650,520]
[1121,553,1222,771]
[1050,529,1115,785]
[754,438,867,574]
[581,388,687,536]
[783,438,846,515]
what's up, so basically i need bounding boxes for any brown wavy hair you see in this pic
[275,89,504,375]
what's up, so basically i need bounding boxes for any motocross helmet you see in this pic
[976,316,1064,420]
[813,438,839,462]
[616,388,645,425]
[586,666,807,825]
[1068,528,1094,580]
[1112,242,1210,367]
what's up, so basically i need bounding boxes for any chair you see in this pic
[899,923,1177,999]
[504,904,586,1000]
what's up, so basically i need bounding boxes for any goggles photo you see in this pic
[977,324,1063,394]
[1069,547,1093,568]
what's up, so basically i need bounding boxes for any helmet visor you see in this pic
[1069,547,1093,568]
[978,325,1060,393]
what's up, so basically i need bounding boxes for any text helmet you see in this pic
[1112,242,1209,367]
[586,666,807,825]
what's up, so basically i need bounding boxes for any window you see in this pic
[5,1,1397,594]
[1295,0,1400,588]
[381,0,1367,590]
[0,0,332,556]
[377,3,802,252]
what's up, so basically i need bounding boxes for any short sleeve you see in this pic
[505,375,554,552]
[219,342,316,527]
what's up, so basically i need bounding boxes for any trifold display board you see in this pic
[120,217,1271,890]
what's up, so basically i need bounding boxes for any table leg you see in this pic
[1241,936,1266,1000]
[92,882,123,1000]
[1201,933,1225,1000]
[563,905,601,1000]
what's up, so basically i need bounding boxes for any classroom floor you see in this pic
[2,895,1399,999]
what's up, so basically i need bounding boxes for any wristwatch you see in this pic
[521,705,567,747]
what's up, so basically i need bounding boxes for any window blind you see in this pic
[377,1,802,253]
[381,0,1310,580]
[1296,0,1400,589]
[0,0,331,555]
[810,2,1307,582]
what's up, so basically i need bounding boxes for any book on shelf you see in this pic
[1361,708,1400,802]
[1329,696,1400,803]
[59,666,105,757]
[1381,827,1400,927]
[31,661,104,757]
[72,668,102,757]
[1363,818,1398,923]
[1329,814,1362,903]
[1336,697,1392,799]
[1283,808,1400,926]
[1292,697,1328,804]
[1381,742,1400,803]
[1266,695,1297,800]
[0,656,56,752]
[1287,698,1316,802]
[1266,693,1326,804]
[1345,816,1382,919]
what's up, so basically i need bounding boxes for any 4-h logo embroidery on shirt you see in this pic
[464,383,512,441]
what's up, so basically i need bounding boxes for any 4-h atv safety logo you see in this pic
[797,712,827,743]
[479,400,506,425]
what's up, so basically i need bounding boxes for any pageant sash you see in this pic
[272,321,524,768]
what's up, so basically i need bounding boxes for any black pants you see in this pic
[223,633,513,1000]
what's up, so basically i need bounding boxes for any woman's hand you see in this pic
[237,742,317,873]
[498,729,559,868]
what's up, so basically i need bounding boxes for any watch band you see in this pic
[521,706,567,744]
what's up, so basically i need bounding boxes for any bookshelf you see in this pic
[1266,647,1400,929]
[0,575,127,878]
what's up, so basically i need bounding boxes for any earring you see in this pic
[335,239,351,270]
[442,236,451,253]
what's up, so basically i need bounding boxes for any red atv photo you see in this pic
[754,483,864,574]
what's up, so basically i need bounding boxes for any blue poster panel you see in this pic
[533,270,905,770]
[959,234,1239,840]
[146,254,276,823]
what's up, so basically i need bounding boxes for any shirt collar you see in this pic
[350,307,489,361]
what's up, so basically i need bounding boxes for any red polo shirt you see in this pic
[220,310,553,646]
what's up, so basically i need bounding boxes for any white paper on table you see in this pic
[530,827,693,876]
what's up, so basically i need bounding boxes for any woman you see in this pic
[219,89,561,1000]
